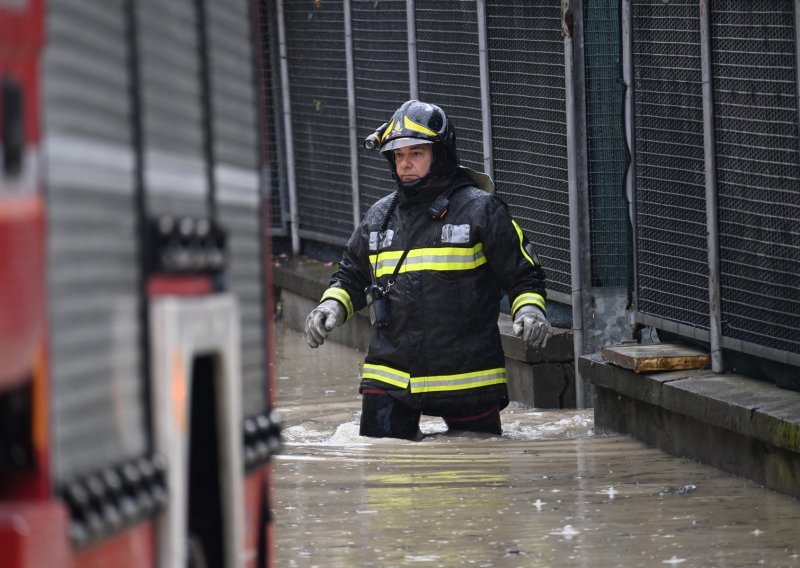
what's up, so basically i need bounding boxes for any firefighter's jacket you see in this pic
[321,170,547,414]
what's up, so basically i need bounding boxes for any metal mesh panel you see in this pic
[258,0,287,235]
[584,0,629,288]
[632,0,710,329]
[207,0,267,416]
[415,1,484,172]
[284,1,354,245]
[43,0,146,482]
[352,0,409,217]
[711,0,800,355]
[486,1,571,297]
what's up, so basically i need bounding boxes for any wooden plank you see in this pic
[602,343,711,373]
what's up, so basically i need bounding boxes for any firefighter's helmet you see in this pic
[378,100,459,179]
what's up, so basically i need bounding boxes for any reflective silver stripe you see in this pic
[362,363,410,388]
[321,287,354,319]
[410,367,507,393]
[369,244,486,278]
[511,292,546,314]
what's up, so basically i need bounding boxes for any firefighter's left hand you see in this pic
[513,306,552,349]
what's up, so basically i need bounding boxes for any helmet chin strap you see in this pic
[396,174,432,191]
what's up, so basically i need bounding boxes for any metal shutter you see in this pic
[206,0,267,416]
[43,0,146,483]
[136,0,208,218]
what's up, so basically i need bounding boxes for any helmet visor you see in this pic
[380,137,433,153]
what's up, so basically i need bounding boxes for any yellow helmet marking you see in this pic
[403,115,437,137]
[381,119,396,142]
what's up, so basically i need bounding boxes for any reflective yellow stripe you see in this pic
[368,244,486,278]
[410,367,507,393]
[511,292,546,314]
[362,363,410,389]
[512,220,536,267]
[403,115,438,137]
[380,119,396,142]
[321,287,354,319]
[362,364,506,393]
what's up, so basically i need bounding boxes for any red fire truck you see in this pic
[0,0,280,566]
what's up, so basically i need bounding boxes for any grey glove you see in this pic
[512,305,552,349]
[304,299,346,348]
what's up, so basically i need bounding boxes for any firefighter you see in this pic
[304,100,551,440]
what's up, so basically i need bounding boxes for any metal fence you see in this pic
[628,0,800,367]
[263,0,800,370]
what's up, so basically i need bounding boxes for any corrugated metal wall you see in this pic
[44,0,147,482]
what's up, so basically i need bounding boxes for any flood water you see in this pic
[271,324,800,567]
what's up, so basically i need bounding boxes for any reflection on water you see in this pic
[272,325,800,567]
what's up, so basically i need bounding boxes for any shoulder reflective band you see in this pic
[512,220,536,267]
[362,364,506,393]
[511,292,546,314]
[368,244,486,278]
[362,364,410,389]
[321,287,354,319]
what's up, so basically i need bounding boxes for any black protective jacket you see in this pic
[321,170,547,414]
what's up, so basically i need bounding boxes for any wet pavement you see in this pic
[271,323,800,567]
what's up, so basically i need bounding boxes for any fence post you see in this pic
[407,0,418,99]
[699,0,723,372]
[564,0,590,407]
[476,0,493,179]
[276,0,300,255]
[344,0,361,229]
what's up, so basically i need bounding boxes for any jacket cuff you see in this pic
[511,292,546,317]
[321,287,354,320]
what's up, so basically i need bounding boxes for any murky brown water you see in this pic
[271,324,800,567]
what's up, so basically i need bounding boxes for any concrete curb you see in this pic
[580,353,800,498]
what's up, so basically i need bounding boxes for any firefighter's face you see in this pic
[393,144,432,182]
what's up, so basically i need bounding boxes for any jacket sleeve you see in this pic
[482,195,548,317]
[319,218,373,321]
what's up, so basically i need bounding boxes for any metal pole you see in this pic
[276,0,300,255]
[699,0,723,372]
[344,0,361,228]
[476,0,493,178]
[564,0,589,408]
[407,0,418,99]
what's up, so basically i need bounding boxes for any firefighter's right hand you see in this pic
[304,299,345,348]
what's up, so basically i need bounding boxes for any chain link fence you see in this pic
[260,0,800,368]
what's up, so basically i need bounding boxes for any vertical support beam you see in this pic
[344,0,361,228]
[699,0,723,372]
[276,0,301,255]
[476,0,493,178]
[564,0,590,407]
[407,0,418,99]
